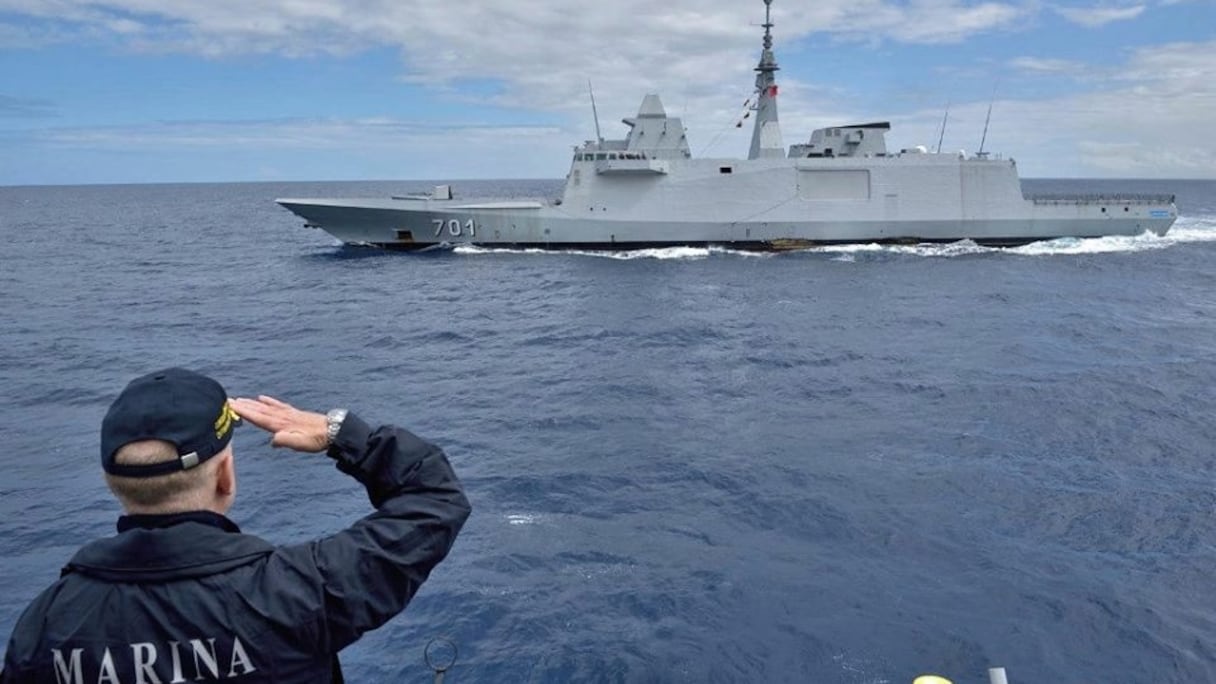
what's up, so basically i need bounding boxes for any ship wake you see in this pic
[444,216,1214,261]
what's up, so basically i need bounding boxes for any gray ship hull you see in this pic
[279,159,1176,251]
[278,199,1175,251]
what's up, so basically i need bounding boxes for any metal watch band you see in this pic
[325,408,348,446]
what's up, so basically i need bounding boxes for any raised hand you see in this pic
[229,395,330,453]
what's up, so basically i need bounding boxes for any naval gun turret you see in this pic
[788,122,891,158]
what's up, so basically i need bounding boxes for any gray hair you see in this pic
[104,440,226,513]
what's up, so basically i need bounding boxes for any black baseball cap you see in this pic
[100,368,241,478]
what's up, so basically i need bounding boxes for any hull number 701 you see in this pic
[433,218,477,237]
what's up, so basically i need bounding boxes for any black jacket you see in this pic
[1,414,471,683]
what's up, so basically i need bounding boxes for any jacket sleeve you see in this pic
[1,584,60,683]
[274,412,471,652]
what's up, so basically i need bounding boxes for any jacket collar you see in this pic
[65,511,274,581]
[117,510,241,534]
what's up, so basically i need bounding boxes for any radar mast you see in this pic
[748,0,784,159]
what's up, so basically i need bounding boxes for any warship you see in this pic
[277,0,1177,252]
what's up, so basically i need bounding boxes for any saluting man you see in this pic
[1,368,471,683]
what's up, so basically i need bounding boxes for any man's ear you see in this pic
[215,451,235,497]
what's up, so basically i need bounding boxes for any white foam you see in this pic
[446,216,1216,260]
[813,239,995,259]
[454,245,766,260]
[586,246,711,261]
[1010,234,1164,256]
[1166,216,1216,243]
[1011,217,1216,256]
[505,513,541,526]
[809,215,1216,259]
[814,242,892,255]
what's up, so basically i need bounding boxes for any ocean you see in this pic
[1,178,1214,683]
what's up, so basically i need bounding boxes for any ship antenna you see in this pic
[936,101,950,154]
[978,85,997,157]
[588,80,604,147]
[762,0,774,52]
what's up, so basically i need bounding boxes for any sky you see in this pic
[1,0,1214,185]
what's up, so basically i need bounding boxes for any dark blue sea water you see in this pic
[1,178,1214,683]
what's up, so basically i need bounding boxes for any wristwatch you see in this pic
[325,408,348,446]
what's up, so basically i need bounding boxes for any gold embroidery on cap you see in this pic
[214,403,238,439]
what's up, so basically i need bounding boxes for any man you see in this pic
[1,367,471,683]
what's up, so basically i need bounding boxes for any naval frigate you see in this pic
[277,0,1177,252]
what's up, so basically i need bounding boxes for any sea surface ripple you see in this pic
[1,178,1214,683]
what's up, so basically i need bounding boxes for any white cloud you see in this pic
[1,0,1210,180]
[1053,4,1146,28]
[0,1,1029,97]
[0,0,1034,172]
[1114,39,1216,93]
[1009,56,1087,74]
[776,1,1029,45]
[895,40,1216,177]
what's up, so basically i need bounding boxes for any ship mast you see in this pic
[748,0,784,159]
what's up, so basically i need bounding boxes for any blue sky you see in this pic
[1,0,1213,185]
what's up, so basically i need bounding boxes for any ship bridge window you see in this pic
[720,166,733,174]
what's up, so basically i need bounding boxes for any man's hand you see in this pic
[230,396,330,453]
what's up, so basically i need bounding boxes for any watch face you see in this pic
[326,409,346,443]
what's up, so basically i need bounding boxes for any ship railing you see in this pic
[1026,193,1176,206]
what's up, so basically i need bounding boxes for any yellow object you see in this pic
[913,677,953,684]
